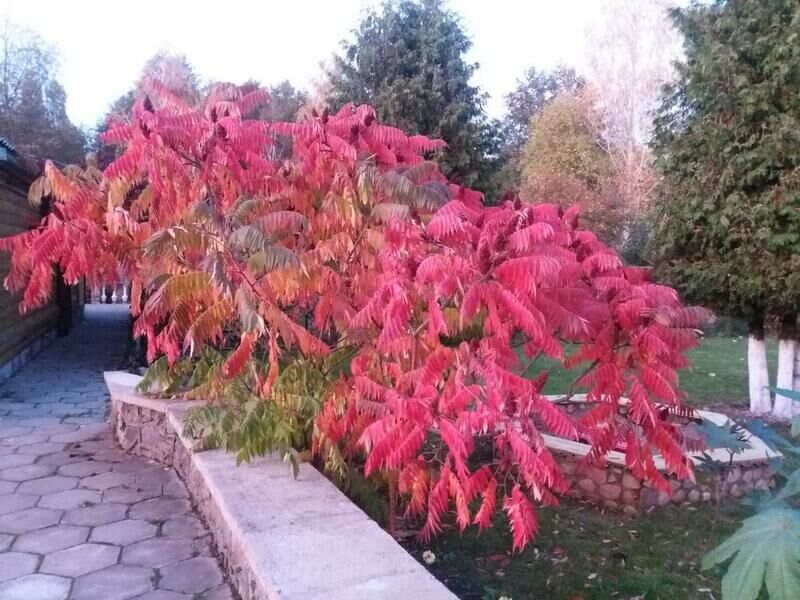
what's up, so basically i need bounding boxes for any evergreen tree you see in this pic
[650,0,800,416]
[329,0,500,195]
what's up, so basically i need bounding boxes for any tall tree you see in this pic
[585,0,680,259]
[328,0,500,195]
[0,21,85,163]
[500,65,583,184]
[520,92,622,245]
[650,0,800,417]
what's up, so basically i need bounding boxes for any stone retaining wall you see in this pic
[557,453,775,513]
[105,371,458,600]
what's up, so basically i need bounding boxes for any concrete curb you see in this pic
[103,371,457,600]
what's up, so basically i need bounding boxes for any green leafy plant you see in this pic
[702,406,800,599]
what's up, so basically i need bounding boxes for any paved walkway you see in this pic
[0,305,233,600]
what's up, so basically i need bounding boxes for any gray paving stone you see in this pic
[161,515,206,539]
[134,593,190,600]
[39,487,102,510]
[133,467,175,488]
[17,475,78,495]
[0,573,71,600]
[0,425,33,439]
[201,585,235,600]
[90,450,128,464]
[71,564,154,600]
[63,502,128,526]
[0,453,37,469]
[91,519,157,546]
[81,471,136,491]
[130,497,191,521]
[103,485,162,504]
[0,551,38,582]
[159,557,223,594]
[112,459,158,474]
[16,441,66,456]
[0,492,39,515]
[0,480,17,494]
[0,533,12,551]
[0,463,56,481]
[13,524,89,553]
[41,542,120,577]
[161,480,190,499]
[37,452,90,466]
[122,537,194,568]
[49,426,109,444]
[0,506,61,534]
[57,460,113,478]
[1,432,49,446]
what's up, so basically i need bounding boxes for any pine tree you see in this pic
[329,0,501,196]
[650,0,800,416]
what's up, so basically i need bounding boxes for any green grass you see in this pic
[533,336,778,407]
[406,500,751,600]
[402,336,784,599]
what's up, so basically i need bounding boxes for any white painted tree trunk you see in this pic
[794,346,800,393]
[772,339,797,419]
[748,335,771,414]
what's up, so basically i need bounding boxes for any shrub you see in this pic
[0,80,708,550]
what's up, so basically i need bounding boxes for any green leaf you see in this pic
[702,508,800,600]
[747,419,794,451]
[773,388,800,404]
[697,419,752,453]
[775,468,800,503]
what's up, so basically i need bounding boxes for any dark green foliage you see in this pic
[329,0,502,196]
[650,0,800,325]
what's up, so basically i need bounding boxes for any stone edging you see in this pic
[104,371,457,600]
[542,394,783,468]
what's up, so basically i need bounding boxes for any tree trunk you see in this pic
[773,316,797,419]
[748,317,771,414]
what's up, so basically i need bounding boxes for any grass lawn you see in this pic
[534,336,778,408]
[406,500,751,600]
[402,336,785,599]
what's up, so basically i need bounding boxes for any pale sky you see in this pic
[0,0,600,128]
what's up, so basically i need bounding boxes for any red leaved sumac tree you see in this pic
[0,79,708,550]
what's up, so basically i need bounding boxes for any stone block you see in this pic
[0,551,38,582]
[621,473,641,490]
[0,507,61,534]
[39,488,101,510]
[588,467,607,485]
[0,574,71,600]
[159,557,223,594]
[71,564,153,600]
[91,519,157,546]
[41,543,120,577]
[599,484,621,500]
[13,525,89,554]
[122,537,194,568]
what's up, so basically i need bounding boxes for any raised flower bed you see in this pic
[542,395,782,513]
